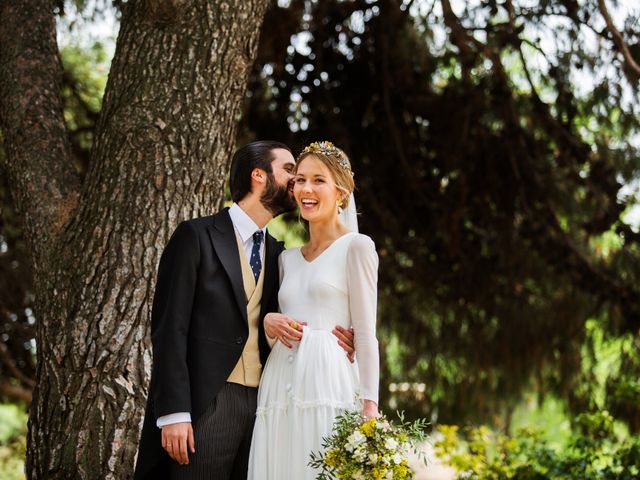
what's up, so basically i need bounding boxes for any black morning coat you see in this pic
[134,208,283,479]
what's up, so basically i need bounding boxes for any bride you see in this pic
[247,141,380,479]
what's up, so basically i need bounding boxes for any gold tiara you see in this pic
[298,141,353,175]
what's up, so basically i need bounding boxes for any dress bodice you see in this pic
[278,232,354,331]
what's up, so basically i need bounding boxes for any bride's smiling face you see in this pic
[293,155,343,223]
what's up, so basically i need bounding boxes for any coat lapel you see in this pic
[260,232,281,318]
[207,208,247,321]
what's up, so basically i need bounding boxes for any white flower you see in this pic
[368,453,379,464]
[401,441,412,454]
[376,420,390,430]
[384,471,394,480]
[393,453,403,464]
[352,469,366,479]
[384,437,399,450]
[345,431,367,452]
[353,445,367,463]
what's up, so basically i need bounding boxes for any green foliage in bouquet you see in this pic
[309,411,428,480]
[435,411,640,479]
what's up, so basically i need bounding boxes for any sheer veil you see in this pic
[339,193,359,233]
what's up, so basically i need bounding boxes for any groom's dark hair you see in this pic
[230,140,292,203]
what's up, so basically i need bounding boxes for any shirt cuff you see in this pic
[156,412,192,428]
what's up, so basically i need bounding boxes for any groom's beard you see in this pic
[260,173,297,216]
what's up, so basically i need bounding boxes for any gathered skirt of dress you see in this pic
[247,327,360,480]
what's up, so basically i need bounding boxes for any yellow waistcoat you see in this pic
[226,233,265,387]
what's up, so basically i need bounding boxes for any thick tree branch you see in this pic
[598,0,640,77]
[0,380,32,403]
[440,0,476,75]
[0,0,81,264]
[0,340,36,388]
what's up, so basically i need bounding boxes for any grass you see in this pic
[510,393,573,450]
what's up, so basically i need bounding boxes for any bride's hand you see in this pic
[362,400,380,419]
[264,313,306,349]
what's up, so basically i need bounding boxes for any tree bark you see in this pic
[0,0,270,478]
[0,0,81,261]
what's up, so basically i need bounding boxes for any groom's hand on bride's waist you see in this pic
[333,326,355,363]
[161,422,195,465]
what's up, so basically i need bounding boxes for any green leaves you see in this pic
[435,411,640,479]
[0,404,27,480]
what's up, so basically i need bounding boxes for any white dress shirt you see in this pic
[227,202,267,266]
[156,204,267,428]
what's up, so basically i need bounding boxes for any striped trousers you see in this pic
[170,383,258,480]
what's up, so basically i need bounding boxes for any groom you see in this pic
[134,141,354,479]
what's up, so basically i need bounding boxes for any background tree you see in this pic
[0,0,270,478]
[242,0,640,427]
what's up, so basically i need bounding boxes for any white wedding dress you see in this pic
[247,232,380,480]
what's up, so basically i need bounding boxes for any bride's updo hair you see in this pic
[295,141,355,207]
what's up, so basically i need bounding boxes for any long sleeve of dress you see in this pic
[346,235,380,404]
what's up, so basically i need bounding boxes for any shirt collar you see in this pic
[228,203,267,243]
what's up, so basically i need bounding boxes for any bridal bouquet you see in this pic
[309,411,428,480]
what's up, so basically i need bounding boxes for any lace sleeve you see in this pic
[346,235,380,403]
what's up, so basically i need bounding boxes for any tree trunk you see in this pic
[0,0,270,478]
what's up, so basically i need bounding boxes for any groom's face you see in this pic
[260,148,297,216]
